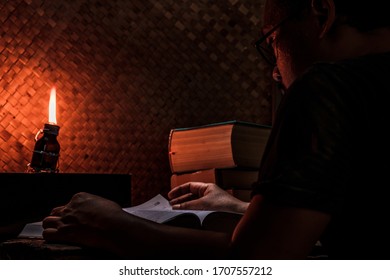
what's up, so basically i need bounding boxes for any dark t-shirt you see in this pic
[253,52,390,259]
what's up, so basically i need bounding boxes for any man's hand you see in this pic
[168,182,249,214]
[42,192,125,251]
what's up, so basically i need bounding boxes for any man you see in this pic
[42,0,390,259]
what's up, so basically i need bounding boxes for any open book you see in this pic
[123,194,242,232]
[18,194,242,238]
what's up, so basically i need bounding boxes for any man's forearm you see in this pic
[107,214,231,259]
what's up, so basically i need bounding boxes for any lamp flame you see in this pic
[48,87,57,124]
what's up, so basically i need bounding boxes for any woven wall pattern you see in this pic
[0,0,271,205]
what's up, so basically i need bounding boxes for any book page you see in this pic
[124,194,172,211]
[123,194,214,224]
[18,221,43,238]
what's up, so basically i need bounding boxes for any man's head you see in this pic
[261,0,390,88]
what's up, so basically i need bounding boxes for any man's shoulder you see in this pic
[307,51,390,78]
[290,51,390,96]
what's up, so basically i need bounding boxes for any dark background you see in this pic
[0,0,272,205]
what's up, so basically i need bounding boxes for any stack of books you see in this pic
[168,120,271,201]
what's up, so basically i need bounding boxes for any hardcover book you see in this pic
[168,120,271,174]
[170,167,258,187]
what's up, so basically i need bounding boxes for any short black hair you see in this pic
[270,0,390,32]
[263,0,309,25]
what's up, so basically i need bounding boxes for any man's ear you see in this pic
[311,0,336,38]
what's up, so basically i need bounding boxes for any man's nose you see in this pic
[272,66,287,95]
[272,66,282,83]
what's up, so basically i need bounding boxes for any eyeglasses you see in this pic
[254,16,294,66]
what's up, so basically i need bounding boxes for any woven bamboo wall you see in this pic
[0,0,272,205]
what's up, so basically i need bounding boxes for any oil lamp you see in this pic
[27,87,60,173]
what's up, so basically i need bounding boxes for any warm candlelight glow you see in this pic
[48,87,57,124]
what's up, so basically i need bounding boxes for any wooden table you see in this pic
[0,238,118,260]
